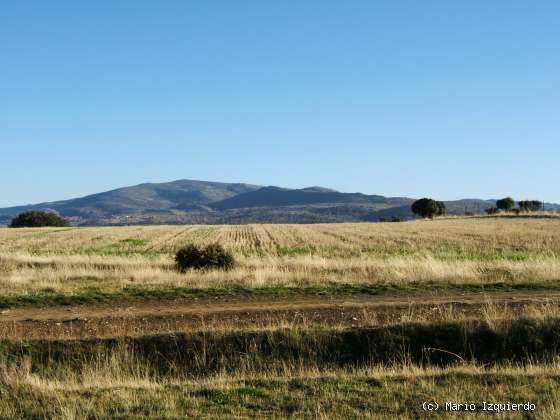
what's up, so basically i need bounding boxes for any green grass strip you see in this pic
[1,280,560,309]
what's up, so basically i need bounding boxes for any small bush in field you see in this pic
[202,243,235,270]
[175,244,203,271]
[175,243,235,272]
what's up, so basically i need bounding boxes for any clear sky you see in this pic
[1,1,559,207]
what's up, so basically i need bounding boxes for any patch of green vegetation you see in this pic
[233,386,269,399]
[360,246,543,261]
[119,238,148,247]
[29,248,167,258]
[2,280,560,309]
[275,245,317,256]
[440,248,537,261]
[192,389,233,405]
[0,370,555,419]
[238,244,555,261]
[97,238,149,255]
[27,237,153,257]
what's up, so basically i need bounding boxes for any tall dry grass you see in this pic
[0,341,559,419]
[1,252,559,295]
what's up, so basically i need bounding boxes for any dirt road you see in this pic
[0,290,557,340]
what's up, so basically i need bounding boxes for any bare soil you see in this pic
[0,290,557,340]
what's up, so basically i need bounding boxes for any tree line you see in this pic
[486,197,544,215]
[410,197,545,219]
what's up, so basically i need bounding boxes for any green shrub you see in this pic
[175,244,203,271]
[202,243,235,270]
[175,243,235,272]
[9,211,69,228]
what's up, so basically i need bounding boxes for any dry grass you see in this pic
[1,252,560,295]
[1,351,558,419]
[0,218,559,295]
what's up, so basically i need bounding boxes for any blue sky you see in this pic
[1,1,559,207]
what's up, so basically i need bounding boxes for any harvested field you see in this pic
[1,218,559,296]
[2,218,559,258]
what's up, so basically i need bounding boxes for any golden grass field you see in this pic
[1,216,560,418]
[1,217,560,295]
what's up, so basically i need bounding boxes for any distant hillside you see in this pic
[0,180,260,224]
[211,186,389,210]
[0,179,557,226]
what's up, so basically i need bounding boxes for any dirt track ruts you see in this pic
[0,290,557,340]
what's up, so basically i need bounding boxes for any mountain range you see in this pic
[1,179,558,225]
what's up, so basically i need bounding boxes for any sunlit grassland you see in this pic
[2,218,559,259]
[0,218,559,298]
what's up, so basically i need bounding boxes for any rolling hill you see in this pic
[211,186,388,209]
[1,179,557,225]
[0,180,259,225]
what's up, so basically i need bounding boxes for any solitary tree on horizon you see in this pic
[496,197,516,212]
[411,198,447,219]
